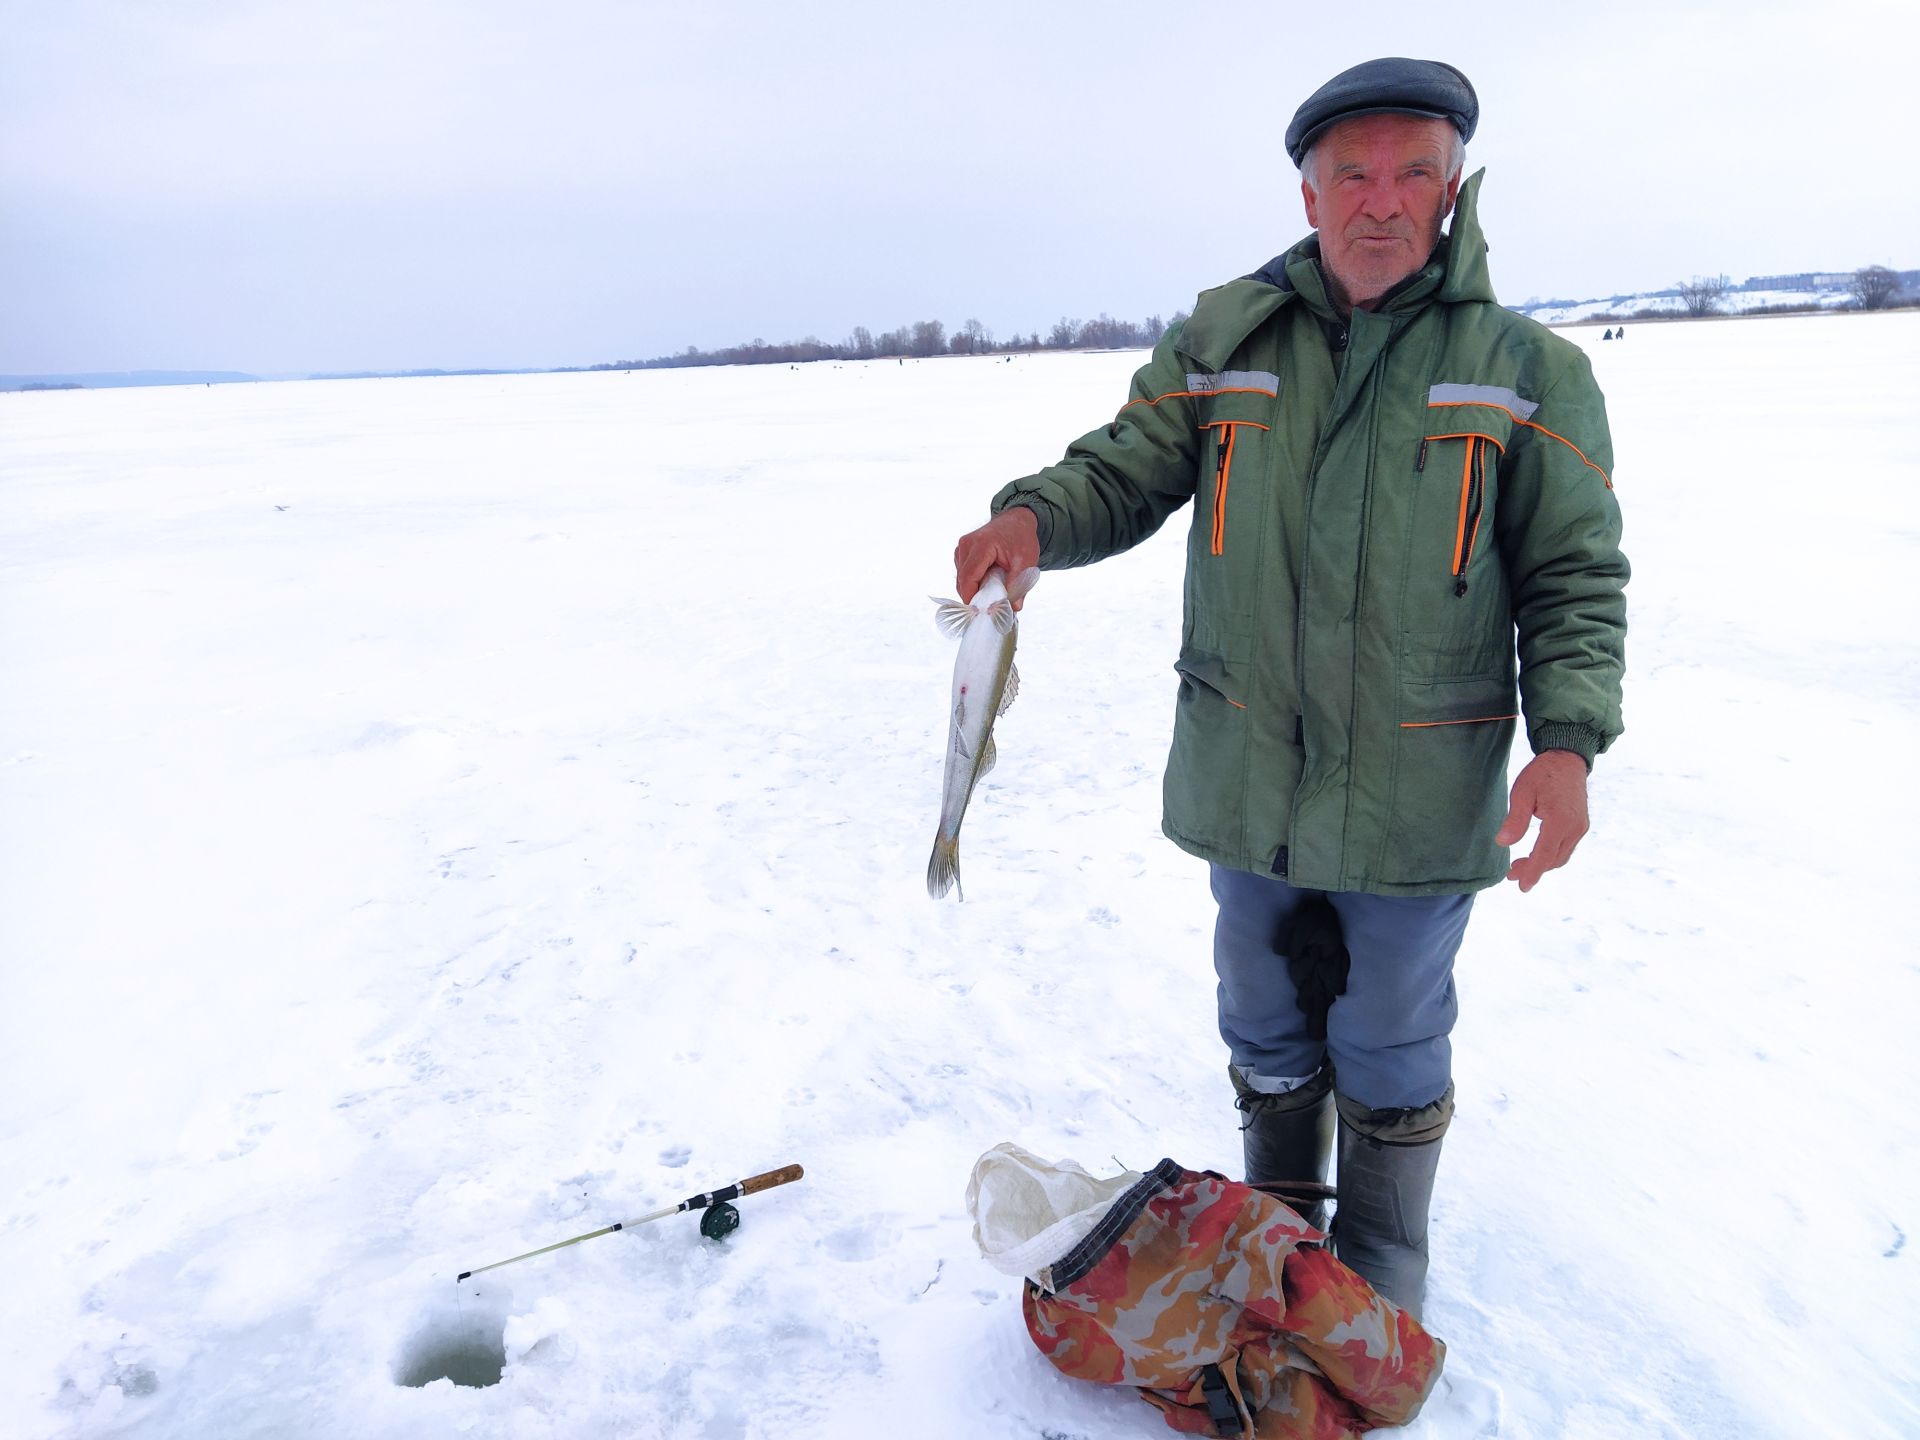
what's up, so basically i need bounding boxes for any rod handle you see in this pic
[739,1163,804,1196]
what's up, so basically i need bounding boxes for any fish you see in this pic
[927,566,1039,900]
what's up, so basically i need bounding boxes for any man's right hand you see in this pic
[954,507,1040,609]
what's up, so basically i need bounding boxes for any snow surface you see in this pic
[3,314,1918,1439]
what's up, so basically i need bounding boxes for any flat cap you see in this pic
[1285,57,1478,168]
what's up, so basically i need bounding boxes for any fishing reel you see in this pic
[699,1201,741,1242]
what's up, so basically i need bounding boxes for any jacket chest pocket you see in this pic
[1415,429,1506,597]
[1195,387,1277,559]
[1199,420,1269,556]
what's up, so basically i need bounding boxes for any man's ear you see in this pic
[1443,166,1462,218]
[1301,175,1320,229]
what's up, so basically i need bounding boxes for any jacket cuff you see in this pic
[1529,722,1602,770]
[989,488,1056,555]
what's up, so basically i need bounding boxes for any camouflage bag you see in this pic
[968,1144,1443,1439]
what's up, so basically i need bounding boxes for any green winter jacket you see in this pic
[992,172,1627,895]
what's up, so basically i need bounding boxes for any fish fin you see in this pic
[988,599,1016,637]
[979,732,997,778]
[1005,567,1041,606]
[931,598,973,639]
[927,837,961,900]
[997,662,1020,716]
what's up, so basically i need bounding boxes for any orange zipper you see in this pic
[1399,712,1519,729]
[1449,438,1473,577]
[1450,437,1489,593]
[1420,433,1500,594]
[1202,421,1267,556]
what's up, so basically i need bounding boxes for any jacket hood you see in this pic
[1179,168,1495,369]
[1438,168,1493,303]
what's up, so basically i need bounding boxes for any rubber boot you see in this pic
[1231,1064,1334,1231]
[1332,1085,1453,1321]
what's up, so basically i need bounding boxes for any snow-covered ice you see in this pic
[2,313,1917,1438]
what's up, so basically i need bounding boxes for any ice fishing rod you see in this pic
[456,1163,804,1283]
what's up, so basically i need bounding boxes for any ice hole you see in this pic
[392,1284,510,1389]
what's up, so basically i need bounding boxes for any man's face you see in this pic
[1301,113,1462,312]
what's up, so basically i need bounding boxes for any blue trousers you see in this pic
[1211,864,1471,1111]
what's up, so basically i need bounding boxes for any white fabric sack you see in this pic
[966,1142,1142,1292]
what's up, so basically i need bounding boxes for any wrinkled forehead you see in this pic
[1314,112,1456,167]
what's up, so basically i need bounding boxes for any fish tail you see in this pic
[927,836,962,901]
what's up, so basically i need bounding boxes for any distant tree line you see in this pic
[590,310,1190,372]
[1672,266,1912,318]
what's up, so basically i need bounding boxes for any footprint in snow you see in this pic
[659,1145,692,1168]
[1430,1368,1503,1435]
[218,1122,272,1161]
[115,1364,159,1398]
[822,1219,897,1262]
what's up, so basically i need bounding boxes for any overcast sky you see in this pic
[3,0,1910,375]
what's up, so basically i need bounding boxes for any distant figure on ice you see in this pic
[1602,328,1614,340]
[1615,324,1625,338]
[952,56,1627,1325]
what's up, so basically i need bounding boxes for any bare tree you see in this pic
[951,318,991,355]
[849,325,875,360]
[1849,265,1900,311]
[909,319,946,357]
[1675,275,1729,317]
[1047,317,1079,349]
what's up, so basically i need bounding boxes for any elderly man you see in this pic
[953,58,1627,1319]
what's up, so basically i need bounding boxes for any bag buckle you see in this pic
[1199,1362,1243,1437]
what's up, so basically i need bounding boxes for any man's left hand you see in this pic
[1495,751,1590,892]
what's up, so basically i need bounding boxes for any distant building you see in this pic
[1739,272,1854,293]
